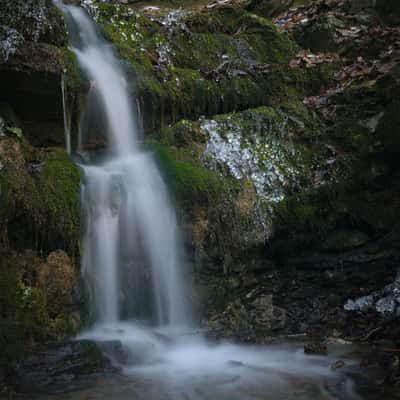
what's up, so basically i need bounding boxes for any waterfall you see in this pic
[55,1,189,328]
[47,4,359,398]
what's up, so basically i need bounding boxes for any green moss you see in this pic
[281,63,340,96]
[185,11,226,33]
[149,142,226,205]
[171,32,239,71]
[238,15,298,64]
[36,150,81,254]
[96,4,159,74]
[92,4,303,130]
[63,48,85,89]
[159,119,204,146]
[279,97,320,139]
[0,142,81,363]
[0,137,80,256]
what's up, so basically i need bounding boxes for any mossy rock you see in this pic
[149,141,226,206]
[0,135,81,255]
[150,103,325,272]
[93,3,301,130]
[36,150,81,252]
[268,80,400,260]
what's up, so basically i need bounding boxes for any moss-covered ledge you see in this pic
[0,136,81,255]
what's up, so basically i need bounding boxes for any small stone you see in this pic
[304,342,328,355]
[331,360,345,370]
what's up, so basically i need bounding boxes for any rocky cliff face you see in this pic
[1,0,400,392]
[85,0,400,341]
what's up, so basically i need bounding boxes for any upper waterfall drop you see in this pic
[58,2,137,156]
[55,0,190,328]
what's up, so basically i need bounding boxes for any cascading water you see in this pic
[51,2,363,399]
[55,0,189,328]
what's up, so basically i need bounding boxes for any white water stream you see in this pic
[52,2,362,399]
[56,1,189,328]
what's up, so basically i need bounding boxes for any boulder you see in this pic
[14,340,113,394]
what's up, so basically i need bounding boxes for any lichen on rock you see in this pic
[0,0,48,62]
[201,108,300,203]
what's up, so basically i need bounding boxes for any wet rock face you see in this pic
[14,340,113,394]
[0,68,65,147]
[0,0,73,147]
[0,127,82,373]
[0,135,81,254]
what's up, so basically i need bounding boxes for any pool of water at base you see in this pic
[24,323,372,400]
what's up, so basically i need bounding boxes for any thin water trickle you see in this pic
[61,74,72,155]
[51,1,363,398]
